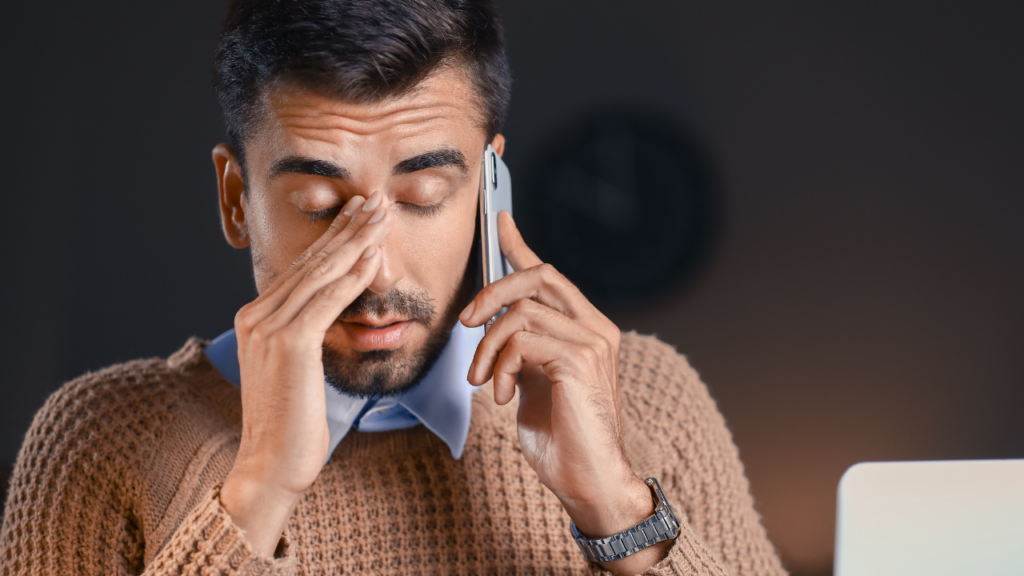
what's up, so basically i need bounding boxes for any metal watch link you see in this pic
[570,478,682,563]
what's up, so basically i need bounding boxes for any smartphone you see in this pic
[478,144,513,329]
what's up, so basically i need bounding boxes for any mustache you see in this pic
[340,288,436,325]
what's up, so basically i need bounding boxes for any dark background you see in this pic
[1,1,1021,573]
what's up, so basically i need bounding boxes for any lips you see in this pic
[337,314,413,351]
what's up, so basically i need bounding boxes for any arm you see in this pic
[0,192,393,575]
[219,191,393,555]
[0,373,292,575]
[461,212,785,576]
[460,211,676,575]
[609,334,788,576]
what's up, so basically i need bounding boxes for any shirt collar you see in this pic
[204,322,484,460]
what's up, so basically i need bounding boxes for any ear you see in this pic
[491,133,506,157]
[212,143,250,249]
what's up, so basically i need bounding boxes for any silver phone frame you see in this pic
[478,144,513,329]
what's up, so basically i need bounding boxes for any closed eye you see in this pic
[303,201,445,223]
[302,207,341,223]
[399,202,446,217]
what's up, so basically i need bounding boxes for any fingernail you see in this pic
[361,192,382,212]
[343,196,364,216]
[367,205,386,224]
[460,301,475,321]
[361,245,376,259]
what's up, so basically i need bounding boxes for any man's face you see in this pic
[219,67,500,397]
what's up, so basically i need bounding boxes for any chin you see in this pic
[320,320,451,398]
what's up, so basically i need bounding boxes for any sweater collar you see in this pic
[204,322,484,460]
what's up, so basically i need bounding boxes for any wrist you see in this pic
[220,467,302,557]
[559,472,654,539]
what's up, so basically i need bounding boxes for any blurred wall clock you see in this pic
[515,107,717,304]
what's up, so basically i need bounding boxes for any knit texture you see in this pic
[0,332,785,576]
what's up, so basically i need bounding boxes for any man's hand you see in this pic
[460,211,672,574]
[220,192,393,557]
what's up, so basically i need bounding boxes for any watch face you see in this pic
[516,107,716,304]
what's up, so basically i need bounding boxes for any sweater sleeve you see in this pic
[142,485,295,576]
[590,333,787,576]
[0,361,294,576]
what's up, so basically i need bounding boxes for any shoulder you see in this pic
[15,338,239,484]
[618,331,695,379]
[617,331,707,402]
[616,331,730,445]
[3,340,243,572]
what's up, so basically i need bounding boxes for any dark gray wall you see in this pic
[2,1,1022,573]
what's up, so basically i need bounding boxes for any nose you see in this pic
[366,204,405,294]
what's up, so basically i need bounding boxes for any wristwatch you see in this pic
[570,477,682,563]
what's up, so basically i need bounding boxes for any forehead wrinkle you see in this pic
[271,86,470,131]
[275,113,458,155]
[276,107,464,138]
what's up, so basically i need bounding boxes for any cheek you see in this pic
[400,190,478,297]
[247,193,324,292]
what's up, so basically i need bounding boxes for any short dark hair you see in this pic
[213,0,512,174]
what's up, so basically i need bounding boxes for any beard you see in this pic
[321,260,476,398]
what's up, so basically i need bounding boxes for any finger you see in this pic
[261,191,385,300]
[460,261,594,329]
[235,194,367,335]
[262,200,393,331]
[288,243,384,336]
[467,298,603,386]
[239,193,387,333]
[260,194,368,300]
[497,210,543,272]
[490,331,593,406]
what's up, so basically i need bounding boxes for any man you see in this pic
[0,0,786,574]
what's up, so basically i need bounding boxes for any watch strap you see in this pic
[569,478,682,563]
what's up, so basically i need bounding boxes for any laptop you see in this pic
[835,459,1024,576]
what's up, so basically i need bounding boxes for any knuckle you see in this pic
[318,279,351,301]
[250,322,273,344]
[234,308,252,332]
[606,327,622,349]
[311,258,334,279]
[317,283,340,301]
[345,213,363,231]
[509,330,531,348]
[509,298,532,315]
[313,248,332,265]
[536,263,564,289]
[538,262,560,278]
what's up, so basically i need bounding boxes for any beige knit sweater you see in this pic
[0,332,785,576]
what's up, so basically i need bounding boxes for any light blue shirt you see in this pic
[204,322,485,460]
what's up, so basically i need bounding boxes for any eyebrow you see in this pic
[393,148,468,175]
[269,156,349,179]
[267,148,468,180]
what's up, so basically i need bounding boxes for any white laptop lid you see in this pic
[835,459,1024,576]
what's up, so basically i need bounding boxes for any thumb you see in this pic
[497,211,543,272]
